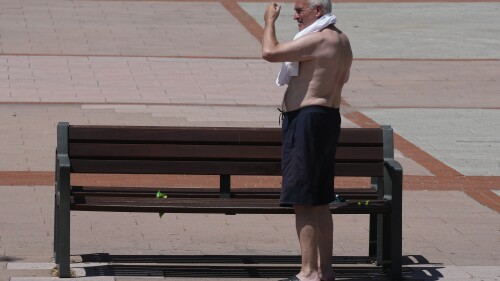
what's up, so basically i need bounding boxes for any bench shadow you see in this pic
[0,256,24,262]
[76,253,443,280]
[401,255,445,280]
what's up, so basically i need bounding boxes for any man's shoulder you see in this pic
[321,26,348,39]
[298,30,335,47]
[321,28,351,51]
[299,31,326,42]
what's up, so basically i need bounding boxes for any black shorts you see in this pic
[280,105,341,207]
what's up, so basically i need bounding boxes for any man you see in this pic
[261,1,352,281]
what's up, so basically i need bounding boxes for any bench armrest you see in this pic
[57,153,70,169]
[55,122,71,202]
[382,159,403,202]
[55,153,71,203]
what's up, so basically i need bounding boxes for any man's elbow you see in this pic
[262,53,273,62]
[262,50,280,62]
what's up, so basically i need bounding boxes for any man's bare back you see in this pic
[283,26,352,111]
[261,1,353,112]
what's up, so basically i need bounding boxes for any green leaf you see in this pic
[156,191,167,218]
[156,190,167,199]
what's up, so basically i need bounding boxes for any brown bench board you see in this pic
[71,186,379,199]
[71,197,391,215]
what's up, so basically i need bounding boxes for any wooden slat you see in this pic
[335,163,384,177]
[69,143,281,159]
[70,160,383,177]
[72,188,222,198]
[73,186,376,192]
[72,186,379,200]
[68,144,382,162]
[70,160,282,175]
[336,147,383,162]
[71,197,391,214]
[338,128,383,145]
[68,126,383,146]
[69,126,282,143]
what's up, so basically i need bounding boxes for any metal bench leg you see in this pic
[370,175,383,259]
[54,193,59,263]
[376,213,389,267]
[390,192,402,280]
[380,212,402,280]
[55,122,71,277]
[56,170,71,278]
[54,156,60,263]
[54,152,58,261]
[369,214,377,258]
[57,203,71,278]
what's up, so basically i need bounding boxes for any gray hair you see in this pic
[308,0,332,14]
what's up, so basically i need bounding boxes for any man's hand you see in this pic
[264,2,281,24]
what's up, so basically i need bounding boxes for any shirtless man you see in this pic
[261,1,352,281]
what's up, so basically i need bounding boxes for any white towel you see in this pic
[276,14,337,86]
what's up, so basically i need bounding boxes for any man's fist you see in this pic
[264,2,281,23]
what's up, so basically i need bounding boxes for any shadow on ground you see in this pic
[75,254,443,280]
[0,256,24,262]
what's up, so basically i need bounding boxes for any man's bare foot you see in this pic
[296,271,322,281]
[319,270,335,281]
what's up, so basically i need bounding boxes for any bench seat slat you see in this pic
[72,186,379,199]
[71,197,391,214]
[70,160,384,177]
[72,186,378,194]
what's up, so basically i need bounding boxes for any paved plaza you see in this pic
[0,0,499,280]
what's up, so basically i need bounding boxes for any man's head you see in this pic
[294,0,332,31]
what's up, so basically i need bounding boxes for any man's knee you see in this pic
[294,204,328,212]
[293,204,315,214]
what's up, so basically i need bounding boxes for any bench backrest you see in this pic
[58,123,392,177]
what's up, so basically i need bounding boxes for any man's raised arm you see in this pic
[262,2,281,62]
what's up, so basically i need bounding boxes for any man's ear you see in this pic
[314,6,323,18]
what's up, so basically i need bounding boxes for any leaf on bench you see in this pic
[357,200,370,206]
[156,190,168,199]
[156,190,168,218]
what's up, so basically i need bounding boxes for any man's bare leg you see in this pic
[317,205,335,281]
[294,205,322,281]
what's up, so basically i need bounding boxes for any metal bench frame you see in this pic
[54,122,402,279]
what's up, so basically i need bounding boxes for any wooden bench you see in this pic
[54,122,402,279]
